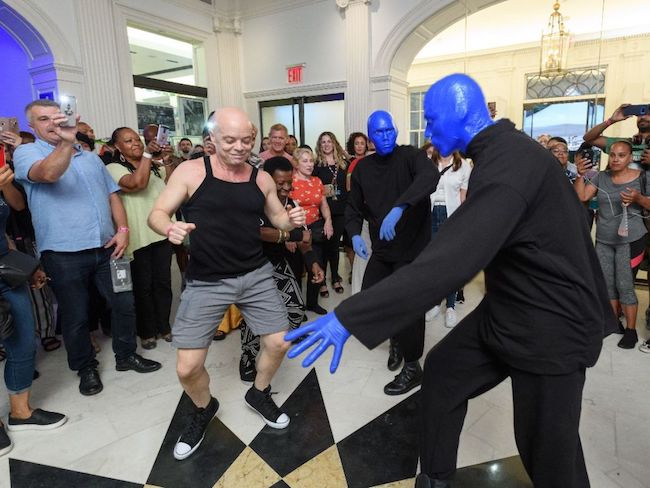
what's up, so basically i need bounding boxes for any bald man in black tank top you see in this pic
[149,107,306,460]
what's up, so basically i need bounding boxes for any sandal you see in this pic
[333,281,344,294]
[319,286,329,298]
[41,336,61,352]
[213,330,226,341]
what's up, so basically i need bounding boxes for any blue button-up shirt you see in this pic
[13,139,120,253]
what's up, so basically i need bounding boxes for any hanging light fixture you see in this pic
[539,2,570,75]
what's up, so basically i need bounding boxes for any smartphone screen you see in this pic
[59,95,77,127]
[0,117,19,135]
[0,145,6,169]
[156,125,170,146]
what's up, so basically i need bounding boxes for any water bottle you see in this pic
[110,257,133,293]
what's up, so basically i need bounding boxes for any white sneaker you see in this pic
[425,305,441,321]
[445,308,457,328]
[639,340,650,354]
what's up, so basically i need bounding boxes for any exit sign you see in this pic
[287,65,304,84]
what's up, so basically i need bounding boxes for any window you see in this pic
[128,27,207,140]
[523,67,606,150]
[409,90,427,148]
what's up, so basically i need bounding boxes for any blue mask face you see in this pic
[367,111,398,156]
[423,74,493,157]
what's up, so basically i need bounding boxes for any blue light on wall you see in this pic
[0,27,34,133]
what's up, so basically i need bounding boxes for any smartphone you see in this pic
[156,124,170,146]
[0,117,19,135]
[622,105,650,117]
[0,145,5,168]
[59,95,77,127]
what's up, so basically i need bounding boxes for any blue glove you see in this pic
[351,235,368,259]
[379,206,405,241]
[284,312,351,373]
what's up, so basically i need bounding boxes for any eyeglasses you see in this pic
[551,149,568,155]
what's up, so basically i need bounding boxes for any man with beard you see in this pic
[177,137,193,161]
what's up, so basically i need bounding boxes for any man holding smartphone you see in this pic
[13,99,162,397]
[583,103,650,170]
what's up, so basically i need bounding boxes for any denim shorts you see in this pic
[172,262,288,349]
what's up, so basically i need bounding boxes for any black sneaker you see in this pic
[239,351,257,383]
[387,339,403,372]
[455,289,465,304]
[116,354,162,373]
[415,473,452,488]
[173,397,219,460]
[78,366,103,396]
[8,409,67,432]
[617,328,638,349]
[0,424,12,457]
[245,385,290,429]
[384,361,423,396]
[306,305,327,315]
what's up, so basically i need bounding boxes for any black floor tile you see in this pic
[146,392,246,488]
[269,481,291,488]
[453,456,532,487]
[338,391,420,488]
[249,369,334,477]
[10,459,142,488]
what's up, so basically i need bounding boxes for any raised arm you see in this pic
[583,104,630,151]
[27,114,79,183]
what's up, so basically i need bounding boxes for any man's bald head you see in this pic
[210,107,254,166]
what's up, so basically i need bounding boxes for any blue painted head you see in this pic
[367,110,398,156]
[423,74,494,157]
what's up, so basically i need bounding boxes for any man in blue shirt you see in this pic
[14,99,161,396]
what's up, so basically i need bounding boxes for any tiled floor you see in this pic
[1,264,649,487]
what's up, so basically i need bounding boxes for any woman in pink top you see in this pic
[289,147,332,314]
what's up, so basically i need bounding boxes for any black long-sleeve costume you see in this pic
[344,145,438,362]
[337,121,615,485]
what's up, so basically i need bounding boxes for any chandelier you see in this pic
[539,2,570,75]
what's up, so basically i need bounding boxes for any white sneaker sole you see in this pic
[7,416,68,432]
[173,434,205,460]
[245,401,290,429]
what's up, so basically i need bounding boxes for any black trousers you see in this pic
[322,213,345,284]
[306,240,326,308]
[362,257,424,362]
[130,239,173,339]
[421,303,589,487]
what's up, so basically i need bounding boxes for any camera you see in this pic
[577,142,598,168]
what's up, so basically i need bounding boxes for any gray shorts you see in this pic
[172,262,288,349]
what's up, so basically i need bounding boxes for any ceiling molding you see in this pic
[229,0,329,20]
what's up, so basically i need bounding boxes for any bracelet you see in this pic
[142,151,153,159]
[165,223,174,238]
[277,230,286,244]
[117,226,129,233]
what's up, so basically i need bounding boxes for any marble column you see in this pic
[339,0,372,135]
[73,0,135,137]
[210,16,244,110]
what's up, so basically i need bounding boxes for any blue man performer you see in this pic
[286,74,615,487]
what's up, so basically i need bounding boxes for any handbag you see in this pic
[0,249,41,288]
[308,219,326,244]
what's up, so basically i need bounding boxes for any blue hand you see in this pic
[379,206,404,241]
[284,312,351,373]
[351,235,368,259]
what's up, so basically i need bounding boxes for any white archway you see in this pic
[370,0,506,139]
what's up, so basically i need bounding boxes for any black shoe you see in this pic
[301,315,308,322]
[455,289,465,304]
[8,409,67,431]
[0,424,12,457]
[384,361,423,396]
[415,473,452,488]
[245,385,290,429]
[141,338,157,350]
[173,397,219,460]
[306,305,327,315]
[116,353,162,373]
[617,328,638,349]
[78,366,103,396]
[387,339,403,371]
[239,351,257,383]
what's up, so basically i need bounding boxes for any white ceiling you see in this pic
[414,0,650,62]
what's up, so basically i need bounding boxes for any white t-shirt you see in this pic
[430,159,472,216]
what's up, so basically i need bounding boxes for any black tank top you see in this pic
[185,156,267,281]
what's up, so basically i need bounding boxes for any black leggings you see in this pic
[322,214,345,284]
[362,256,424,362]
